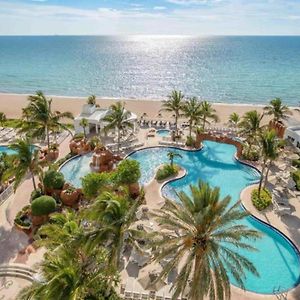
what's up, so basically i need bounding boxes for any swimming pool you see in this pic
[156,129,170,137]
[0,145,18,155]
[129,141,300,294]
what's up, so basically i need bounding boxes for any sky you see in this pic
[0,0,300,35]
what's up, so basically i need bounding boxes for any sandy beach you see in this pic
[1,93,300,124]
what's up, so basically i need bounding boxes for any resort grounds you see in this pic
[0,92,300,299]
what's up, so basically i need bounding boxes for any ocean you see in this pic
[0,35,299,105]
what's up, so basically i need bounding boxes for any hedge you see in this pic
[43,169,65,190]
[31,196,57,216]
[251,188,272,211]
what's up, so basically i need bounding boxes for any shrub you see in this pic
[89,136,102,150]
[242,149,259,161]
[292,159,300,168]
[186,136,195,147]
[43,170,65,190]
[251,188,272,211]
[82,172,110,199]
[73,133,84,141]
[292,170,300,191]
[156,164,179,181]
[115,159,141,185]
[31,196,57,216]
[31,189,44,201]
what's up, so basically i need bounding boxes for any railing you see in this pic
[0,185,13,207]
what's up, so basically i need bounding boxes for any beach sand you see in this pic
[0,93,299,124]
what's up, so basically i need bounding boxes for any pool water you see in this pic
[156,129,170,137]
[0,145,18,155]
[129,141,300,294]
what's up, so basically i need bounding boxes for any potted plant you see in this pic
[47,143,59,161]
[14,205,32,233]
[60,185,81,207]
[30,195,57,226]
[43,169,65,197]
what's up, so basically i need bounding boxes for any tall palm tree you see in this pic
[228,112,240,129]
[264,97,292,123]
[84,191,144,269]
[160,90,185,135]
[103,102,133,154]
[167,151,182,168]
[35,209,83,250]
[20,91,73,148]
[200,101,219,131]
[182,97,202,138]
[79,118,89,138]
[8,139,42,191]
[258,130,280,195]
[151,181,261,300]
[17,245,120,300]
[239,110,263,155]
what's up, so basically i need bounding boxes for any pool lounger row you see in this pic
[159,141,185,147]
[122,290,187,300]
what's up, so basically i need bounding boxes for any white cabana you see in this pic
[74,104,138,135]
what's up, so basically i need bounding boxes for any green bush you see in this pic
[292,170,300,191]
[31,196,57,216]
[186,136,195,147]
[31,189,44,201]
[251,188,272,211]
[89,136,102,150]
[115,159,141,185]
[82,172,110,199]
[43,170,65,190]
[156,164,179,181]
[292,159,300,168]
[73,133,84,141]
[242,149,260,161]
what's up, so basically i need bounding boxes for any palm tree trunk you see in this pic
[46,126,50,149]
[189,119,192,138]
[117,128,120,154]
[263,161,272,188]
[175,114,178,136]
[202,116,206,131]
[83,127,86,138]
[30,170,37,191]
[258,161,266,197]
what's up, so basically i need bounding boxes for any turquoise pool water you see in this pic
[129,141,300,294]
[0,145,18,155]
[156,129,170,137]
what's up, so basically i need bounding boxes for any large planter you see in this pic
[31,214,49,226]
[47,149,59,161]
[60,189,81,206]
[128,182,140,199]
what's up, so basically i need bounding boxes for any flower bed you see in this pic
[251,188,272,211]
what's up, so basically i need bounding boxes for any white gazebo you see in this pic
[74,104,138,135]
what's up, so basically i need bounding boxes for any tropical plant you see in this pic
[35,209,83,250]
[103,102,133,153]
[264,97,292,123]
[228,112,240,128]
[239,110,263,155]
[0,112,6,126]
[79,118,89,138]
[84,191,145,268]
[258,129,280,195]
[43,169,65,190]
[7,139,42,191]
[20,91,73,148]
[151,180,261,300]
[160,90,185,135]
[31,195,57,216]
[156,164,179,181]
[200,101,219,131]
[0,153,11,188]
[81,172,111,199]
[17,245,120,300]
[167,151,182,168]
[115,159,141,185]
[182,97,202,138]
[87,94,97,105]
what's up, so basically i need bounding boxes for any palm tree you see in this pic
[79,118,89,138]
[167,151,182,168]
[20,91,73,149]
[151,181,261,300]
[103,102,133,154]
[160,90,185,135]
[35,209,83,250]
[200,101,219,131]
[182,97,202,138]
[258,130,280,195]
[0,112,6,126]
[228,112,240,129]
[17,245,120,300]
[239,110,263,155]
[87,94,96,106]
[264,97,292,123]
[84,191,144,269]
[8,139,42,191]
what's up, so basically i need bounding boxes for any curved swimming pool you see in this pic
[129,141,300,294]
